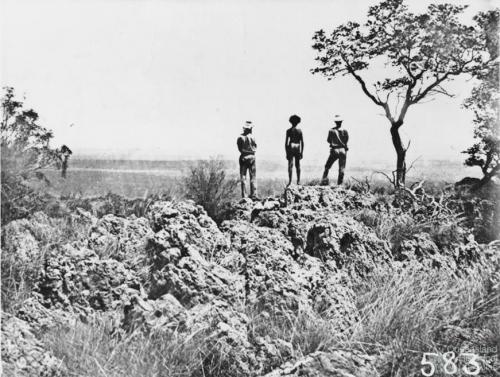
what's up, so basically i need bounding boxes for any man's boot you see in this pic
[241,180,247,198]
[249,180,258,200]
[337,172,344,185]
[321,169,329,185]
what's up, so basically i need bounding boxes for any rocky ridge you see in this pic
[1,185,497,376]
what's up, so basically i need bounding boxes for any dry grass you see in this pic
[347,266,500,376]
[42,315,207,377]
[1,215,93,313]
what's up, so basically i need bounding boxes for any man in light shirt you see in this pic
[322,114,349,185]
[237,121,257,199]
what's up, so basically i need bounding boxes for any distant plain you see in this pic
[38,157,481,199]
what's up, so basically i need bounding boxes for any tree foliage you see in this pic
[312,0,491,185]
[1,87,63,223]
[463,10,499,183]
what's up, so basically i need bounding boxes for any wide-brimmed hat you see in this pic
[334,114,343,122]
[243,121,253,129]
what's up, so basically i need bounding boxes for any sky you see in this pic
[0,0,496,165]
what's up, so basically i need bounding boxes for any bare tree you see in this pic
[312,0,491,186]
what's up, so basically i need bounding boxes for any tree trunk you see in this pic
[390,122,406,187]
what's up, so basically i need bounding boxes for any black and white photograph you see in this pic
[1,0,499,376]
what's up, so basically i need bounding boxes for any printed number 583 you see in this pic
[421,352,481,376]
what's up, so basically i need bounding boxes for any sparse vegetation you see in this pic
[1,87,63,224]
[183,157,239,222]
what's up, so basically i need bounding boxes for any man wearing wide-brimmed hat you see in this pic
[321,114,349,185]
[237,121,257,199]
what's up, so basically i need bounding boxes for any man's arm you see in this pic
[300,130,304,156]
[237,137,243,154]
[342,130,349,150]
[285,130,290,152]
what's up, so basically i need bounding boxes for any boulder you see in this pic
[122,293,186,333]
[149,256,244,306]
[36,244,140,312]
[147,200,227,258]
[1,212,55,264]
[87,214,153,267]
[1,312,65,377]
[220,220,359,331]
[183,299,285,377]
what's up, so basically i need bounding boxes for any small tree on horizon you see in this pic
[312,0,491,186]
[463,9,499,185]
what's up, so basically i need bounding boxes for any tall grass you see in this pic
[348,266,500,376]
[1,214,93,313]
[42,315,207,377]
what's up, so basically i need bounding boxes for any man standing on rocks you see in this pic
[285,114,304,186]
[322,114,349,185]
[237,121,257,199]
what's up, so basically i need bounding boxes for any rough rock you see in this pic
[149,256,244,306]
[184,299,293,377]
[36,244,140,312]
[15,297,76,333]
[87,214,153,268]
[147,200,228,259]
[220,220,359,330]
[122,293,186,333]
[263,350,380,377]
[1,312,65,377]
[397,233,485,274]
[283,185,378,212]
[1,212,55,264]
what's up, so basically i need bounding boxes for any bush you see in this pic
[1,87,64,224]
[183,158,238,222]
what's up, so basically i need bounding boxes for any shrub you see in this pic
[1,87,64,224]
[183,158,238,222]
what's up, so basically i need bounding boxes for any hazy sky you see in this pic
[1,0,496,164]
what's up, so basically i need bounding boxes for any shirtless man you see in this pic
[322,114,349,185]
[285,114,304,186]
[237,121,257,199]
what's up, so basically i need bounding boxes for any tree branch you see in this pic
[342,56,383,107]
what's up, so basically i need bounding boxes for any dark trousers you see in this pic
[239,154,256,198]
[322,147,346,184]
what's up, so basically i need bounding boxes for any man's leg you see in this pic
[295,155,301,185]
[287,158,293,187]
[240,162,247,198]
[249,160,257,198]
[337,151,346,185]
[322,152,337,184]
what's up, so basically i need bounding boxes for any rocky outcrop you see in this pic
[36,244,140,312]
[147,200,228,258]
[122,293,186,333]
[88,214,153,263]
[1,312,65,377]
[149,255,245,306]
[3,184,498,377]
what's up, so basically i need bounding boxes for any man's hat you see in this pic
[334,114,343,122]
[243,121,253,130]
